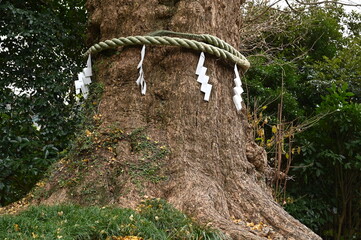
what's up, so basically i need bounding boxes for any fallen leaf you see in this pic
[14,224,20,232]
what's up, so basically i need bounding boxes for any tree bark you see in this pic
[42,0,321,239]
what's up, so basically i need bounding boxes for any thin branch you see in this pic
[290,162,314,169]
[247,0,283,22]
[294,0,361,7]
[285,0,301,12]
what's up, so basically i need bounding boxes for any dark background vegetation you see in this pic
[241,3,361,239]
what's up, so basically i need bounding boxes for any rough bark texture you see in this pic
[40,0,321,239]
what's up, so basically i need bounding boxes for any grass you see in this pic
[0,198,228,240]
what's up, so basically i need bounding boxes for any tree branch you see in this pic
[294,0,361,7]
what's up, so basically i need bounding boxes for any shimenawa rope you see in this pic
[83,30,250,71]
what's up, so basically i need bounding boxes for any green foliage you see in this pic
[129,129,171,161]
[245,57,304,120]
[344,10,361,37]
[0,0,86,205]
[67,82,105,158]
[244,3,361,238]
[245,6,348,116]
[284,195,332,233]
[310,39,361,102]
[287,85,361,239]
[0,200,227,240]
[269,6,344,63]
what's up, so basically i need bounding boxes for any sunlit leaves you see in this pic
[0,0,86,205]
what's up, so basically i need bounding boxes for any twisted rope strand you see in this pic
[149,30,246,62]
[84,32,250,71]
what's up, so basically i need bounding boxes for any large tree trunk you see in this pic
[40,0,320,239]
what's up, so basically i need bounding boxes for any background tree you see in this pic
[239,1,361,239]
[0,0,86,205]
[289,84,361,239]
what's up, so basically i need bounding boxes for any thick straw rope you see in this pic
[84,30,250,71]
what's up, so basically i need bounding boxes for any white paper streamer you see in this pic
[83,67,91,78]
[234,63,241,81]
[195,52,212,101]
[196,52,205,75]
[233,95,242,112]
[233,86,244,96]
[233,64,244,112]
[197,67,209,84]
[136,45,146,95]
[201,82,212,101]
[75,54,92,99]
[74,78,82,95]
[85,54,92,77]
